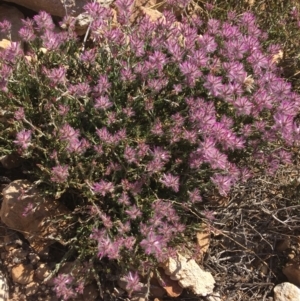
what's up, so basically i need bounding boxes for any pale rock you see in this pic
[129,0,165,24]
[74,13,92,36]
[0,4,24,42]
[39,47,48,54]
[156,267,182,297]
[11,263,34,285]
[4,0,114,17]
[25,281,39,296]
[1,180,70,255]
[162,253,215,296]
[274,282,300,301]
[74,1,116,35]
[0,271,9,300]
[0,39,11,51]
[139,7,163,22]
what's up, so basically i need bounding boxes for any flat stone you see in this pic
[1,180,70,255]
[274,282,300,301]
[11,263,34,285]
[162,253,215,296]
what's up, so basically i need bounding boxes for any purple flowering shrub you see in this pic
[1,0,300,297]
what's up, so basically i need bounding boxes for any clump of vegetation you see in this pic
[1,0,300,298]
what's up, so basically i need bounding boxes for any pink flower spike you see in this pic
[51,165,69,183]
[123,271,141,297]
[94,96,113,110]
[210,174,233,196]
[160,173,180,192]
[140,230,166,257]
[125,205,142,220]
[92,180,114,196]
[14,129,32,150]
[14,107,25,120]
[0,20,11,34]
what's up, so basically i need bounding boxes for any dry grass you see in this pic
[203,162,300,300]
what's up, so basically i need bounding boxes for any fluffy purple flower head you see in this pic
[160,173,180,192]
[124,146,137,164]
[67,138,90,154]
[100,213,113,229]
[198,34,217,53]
[115,0,134,12]
[211,174,233,196]
[118,192,131,206]
[234,97,253,116]
[123,271,141,297]
[179,60,202,87]
[151,147,170,163]
[93,75,111,96]
[80,48,97,64]
[19,27,35,42]
[68,83,91,98]
[125,205,142,220]
[151,119,164,136]
[97,235,121,260]
[42,30,62,50]
[58,105,69,116]
[3,42,23,63]
[0,20,11,35]
[51,165,69,183]
[14,107,25,120]
[75,281,84,295]
[59,124,80,141]
[129,34,145,57]
[203,74,223,97]
[92,180,114,196]
[148,51,168,72]
[53,274,75,300]
[115,0,134,24]
[94,96,113,110]
[33,11,55,32]
[14,129,32,150]
[44,66,66,85]
[117,221,131,234]
[84,2,110,19]
[140,230,166,258]
[188,188,202,203]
